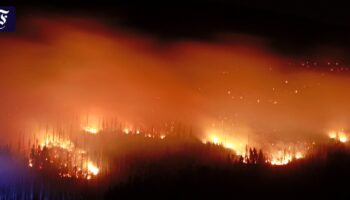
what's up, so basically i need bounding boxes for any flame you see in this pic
[339,132,348,143]
[202,132,246,156]
[203,130,307,165]
[269,151,293,165]
[81,115,101,135]
[328,130,348,143]
[269,151,304,165]
[87,161,100,176]
[30,133,100,180]
[210,135,221,145]
[329,131,337,139]
[295,152,304,159]
[123,128,130,134]
[28,159,33,167]
[83,126,99,134]
[41,137,75,151]
[223,142,235,150]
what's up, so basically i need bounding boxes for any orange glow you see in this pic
[223,142,235,150]
[3,18,350,183]
[295,152,304,159]
[87,162,100,176]
[270,152,291,165]
[29,130,100,180]
[329,131,337,139]
[123,128,130,134]
[210,135,221,145]
[203,133,307,165]
[28,159,33,167]
[41,137,75,151]
[328,130,348,143]
[202,130,247,156]
[339,132,348,143]
[83,126,99,134]
[269,150,304,165]
[81,115,101,135]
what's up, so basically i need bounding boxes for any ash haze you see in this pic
[1,16,350,145]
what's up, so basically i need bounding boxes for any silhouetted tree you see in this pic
[257,149,265,165]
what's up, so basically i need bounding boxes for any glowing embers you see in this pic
[122,127,167,140]
[29,137,99,180]
[328,130,348,143]
[28,159,33,167]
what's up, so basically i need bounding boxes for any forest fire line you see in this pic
[26,123,170,180]
[202,135,305,165]
[28,136,100,180]
[328,130,348,143]
[24,119,350,181]
[201,130,350,165]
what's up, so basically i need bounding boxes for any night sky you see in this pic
[9,0,350,55]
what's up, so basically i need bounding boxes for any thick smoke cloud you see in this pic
[1,16,350,145]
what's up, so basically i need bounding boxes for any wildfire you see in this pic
[202,131,307,165]
[329,131,337,139]
[29,135,100,180]
[123,128,130,134]
[328,130,348,143]
[28,159,33,167]
[295,152,304,159]
[270,155,292,165]
[83,126,99,134]
[41,137,75,151]
[269,151,303,166]
[81,115,101,135]
[87,161,100,176]
[339,132,348,143]
[202,133,247,156]
[210,135,221,145]
[27,121,318,181]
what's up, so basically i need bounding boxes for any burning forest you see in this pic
[2,1,350,199]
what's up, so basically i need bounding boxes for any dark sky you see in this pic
[9,0,350,55]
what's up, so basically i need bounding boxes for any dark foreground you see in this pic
[1,142,350,200]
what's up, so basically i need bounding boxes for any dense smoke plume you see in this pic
[1,16,350,145]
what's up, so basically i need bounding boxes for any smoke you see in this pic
[1,16,350,145]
